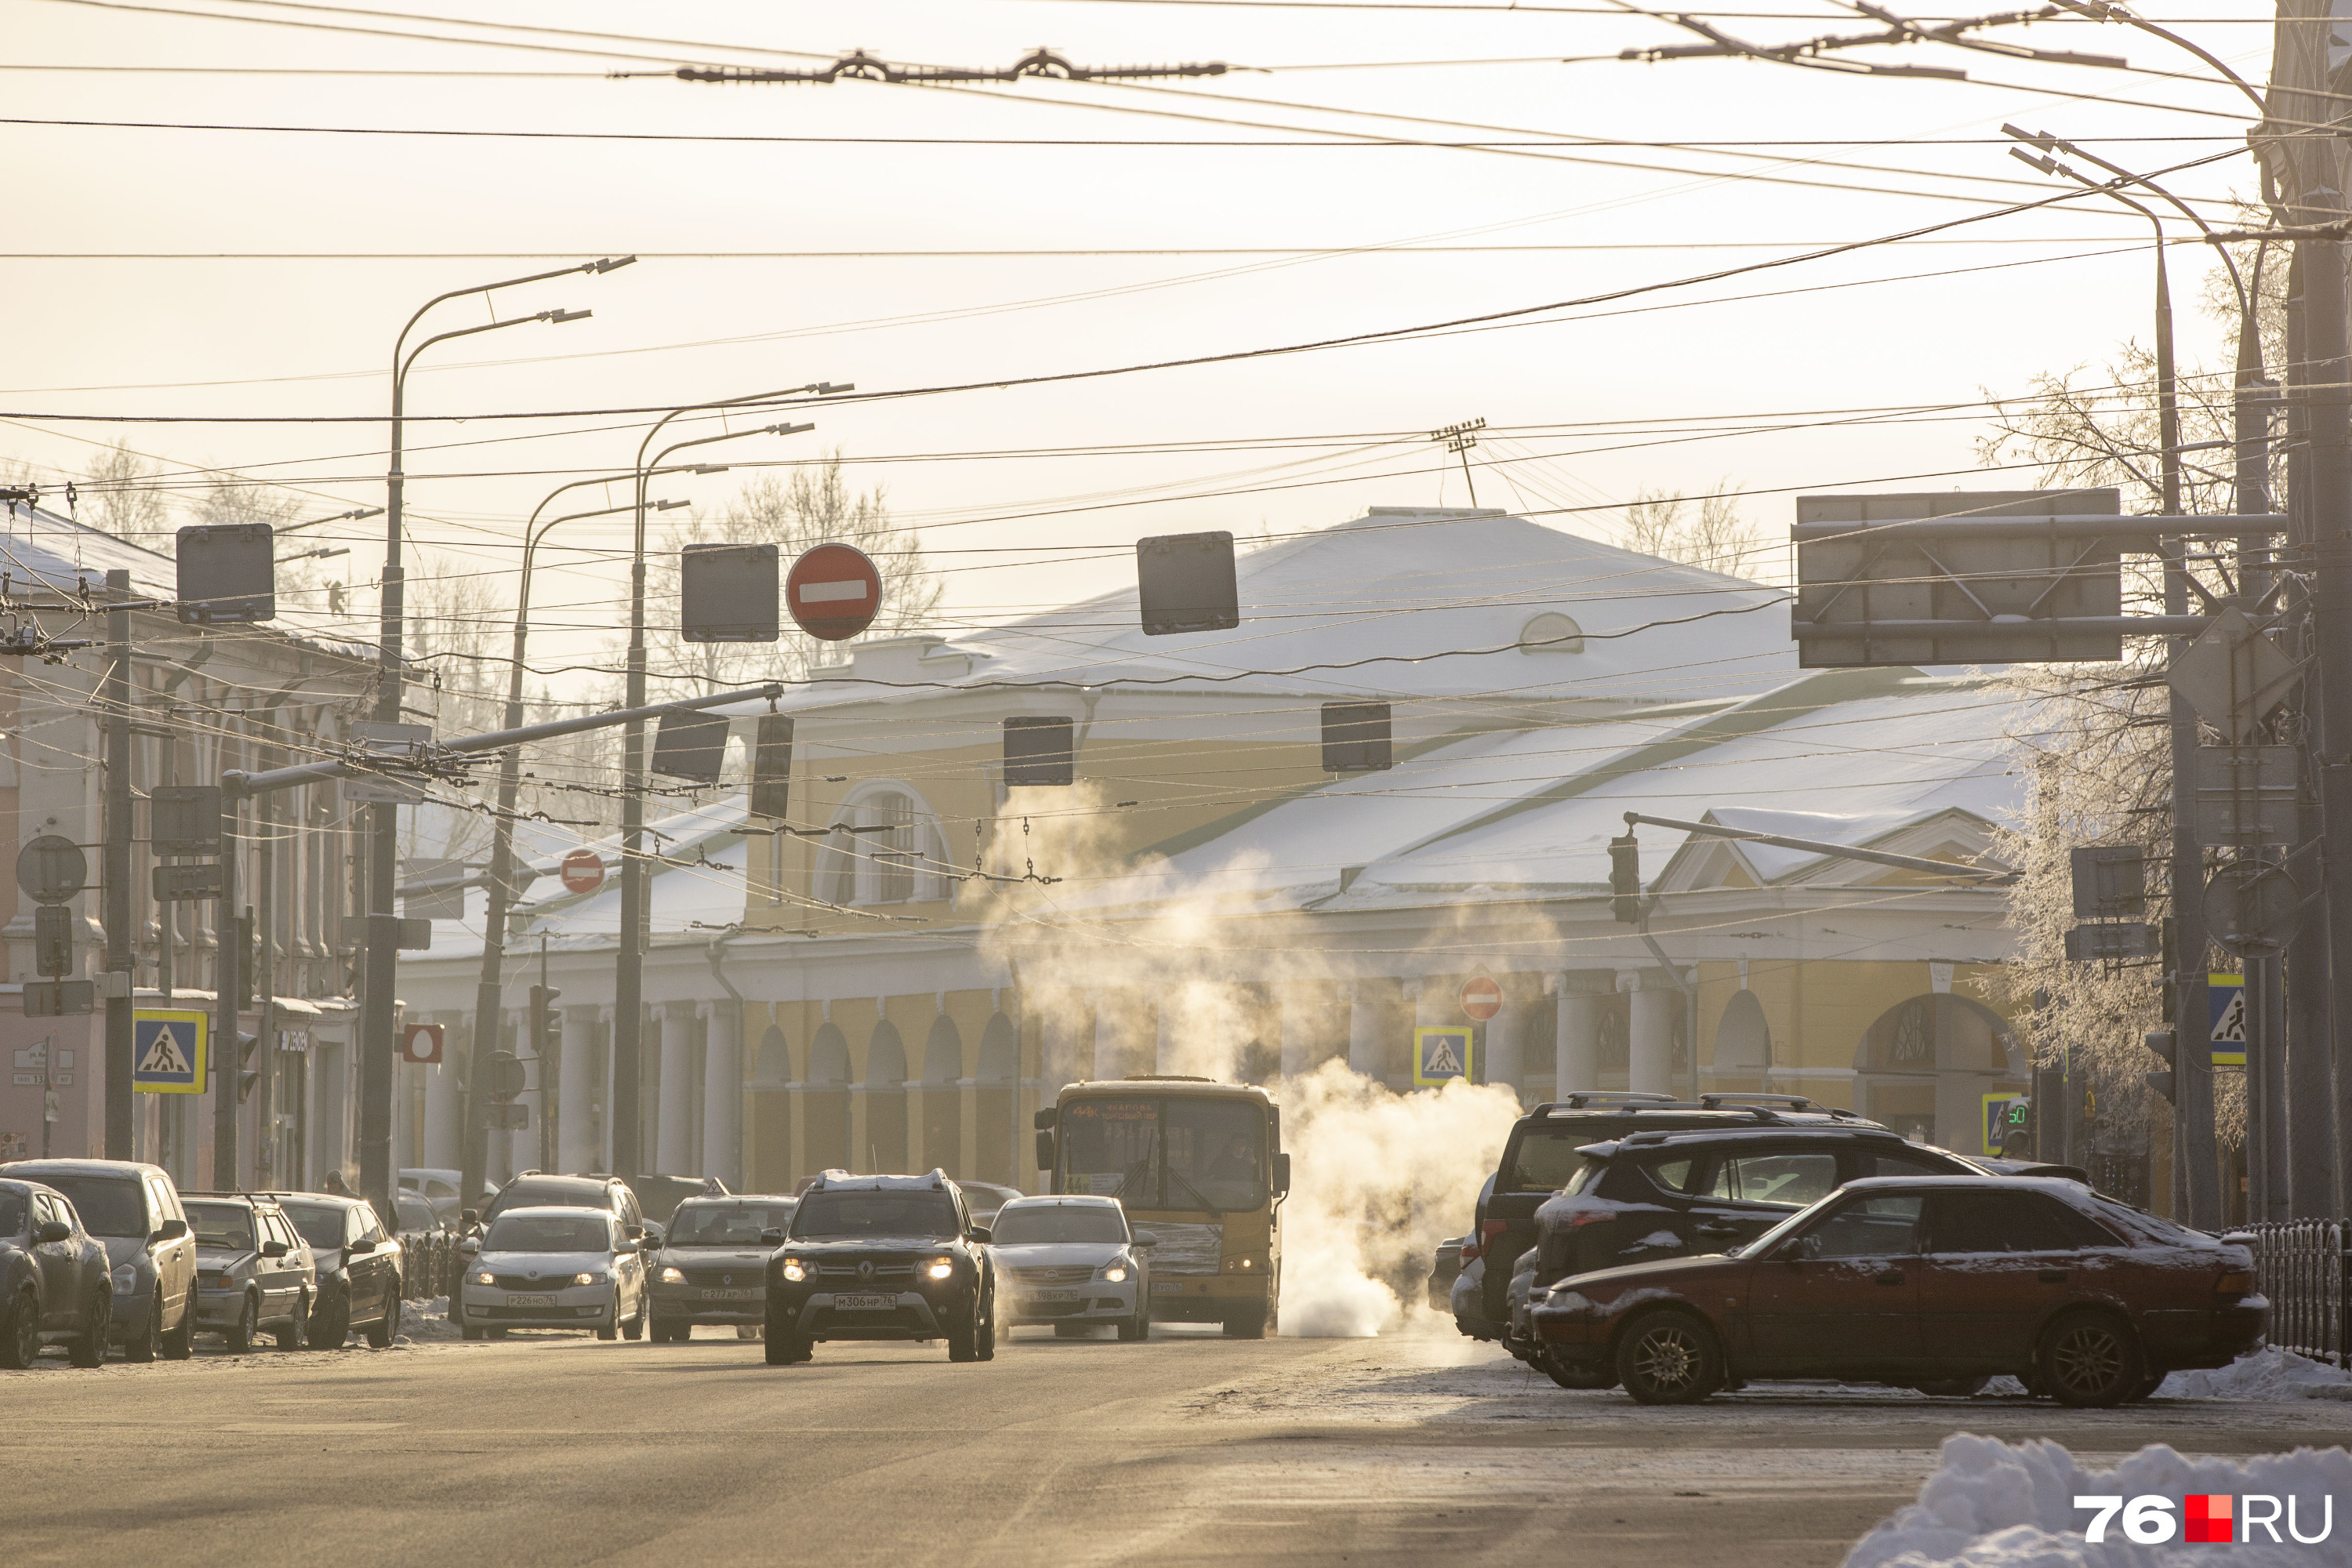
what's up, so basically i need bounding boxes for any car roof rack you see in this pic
[1529,1092,1684,1116]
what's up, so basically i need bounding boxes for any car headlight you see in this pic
[926,1258,954,1281]
[660,1266,685,1284]
[572,1272,604,1287]
[472,1270,495,1287]
[1101,1259,1130,1283]
[780,1259,806,1283]
[111,1264,136,1295]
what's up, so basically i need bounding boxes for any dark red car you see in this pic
[1530,1175,2263,1407]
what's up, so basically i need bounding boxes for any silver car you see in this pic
[991,1195,1155,1341]
[458,1206,648,1341]
[184,1194,317,1352]
[647,1196,797,1342]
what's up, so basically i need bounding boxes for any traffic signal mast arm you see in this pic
[1620,811,2020,884]
[221,681,786,798]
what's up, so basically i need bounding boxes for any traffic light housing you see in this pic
[1609,832,1642,924]
[235,1031,262,1103]
[529,985,563,1059]
[2143,1029,2177,1105]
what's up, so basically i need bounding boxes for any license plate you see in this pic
[1028,1289,1082,1302]
[833,1293,895,1312]
[1150,1280,1182,1294]
[702,1288,753,1301]
[506,1294,556,1308]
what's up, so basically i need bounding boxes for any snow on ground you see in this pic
[2158,1348,2352,1401]
[1845,1434,2352,1567]
[397,1297,463,1345]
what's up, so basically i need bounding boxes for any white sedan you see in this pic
[990,1195,1155,1341]
[458,1206,648,1341]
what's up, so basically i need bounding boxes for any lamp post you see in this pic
[358,256,631,1225]
[458,474,699,1220]
[611,387,840,1182]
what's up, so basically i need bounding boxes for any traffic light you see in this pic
[235,911,256,1009]
[750,713,794,819]
[234,1031,262,1103]
[33,905,74,978]
[529,985,563,1059]
[2143,1029,2177,1105]
[1609,832,1642,924]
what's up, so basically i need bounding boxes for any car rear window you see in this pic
[1504,1128,1596,1192]
[1640,1156,1699,1194]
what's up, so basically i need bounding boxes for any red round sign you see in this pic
[559,850,606,896]
[786,543,882,642]
[1459,976,1502,1022]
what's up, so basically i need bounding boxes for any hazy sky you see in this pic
[2,0,2268,684]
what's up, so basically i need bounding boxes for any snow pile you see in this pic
[2158,1348,2352,1402]
[397,1296,463,1344]
[1845,1434,2352,1567]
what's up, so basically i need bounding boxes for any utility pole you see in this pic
[103,568,133,1161]
[212,777,240,1190]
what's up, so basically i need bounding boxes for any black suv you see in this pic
[761,1171,997,1366]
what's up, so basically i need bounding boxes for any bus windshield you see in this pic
[1060,1096,1265,1213]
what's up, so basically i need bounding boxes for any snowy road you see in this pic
[2,1320,2340,1567]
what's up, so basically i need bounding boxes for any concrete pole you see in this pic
[1628,974,1675,1096]
[1555,973,1610,1097]
[102,570,133,1160]
[1347,981,1385,1083]
[657,1006,694,1175]
[701,1002,740,1188]
[558,1007,594,1174]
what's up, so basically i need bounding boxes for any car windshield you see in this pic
[280,1202,348,1252]
[990,1205,1127,1245]
[0,1192,24,1236]
[485,1214,612,1253]
[186,1202,256,1250]
[1058,1096,1268,1213]
[790,1191,960,1240]
[666,1201,798,1246]
[23,1174,144,1237]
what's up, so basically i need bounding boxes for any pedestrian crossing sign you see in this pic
[2208,973,2246,1069]
[1414,1025,1473,1087]
[132,1009,208,1094]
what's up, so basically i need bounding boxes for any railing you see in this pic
[2245,1220,2350,1368]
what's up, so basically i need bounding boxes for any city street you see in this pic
[5,1321,2340,1567]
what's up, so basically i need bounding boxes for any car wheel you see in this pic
[622,1293,646,1342]
[1220,1304,1271,1340]
[275,1292,308,1352]
[366,1293,399,1349]
[764,1301,809,1365]
[161,1283,196,1360]
[1913,1376,1990,1399]
[595,1309,619,1341]
[70,1286,111,1368]
[947,1304,983,1362]
[977,1290,996,1363]
[307,1292,347,1351]
[2127,1371,2165,1402]
[226,1292,257,1354]
[0,1287,38,1369]
[124,1290,161,1363]
[2037,1312,2141,1409]
[462,1327,485,1341]
[1615,1309,1723,1405]
[1540,1348,1617,1391]
[1119,1302,1150,1343]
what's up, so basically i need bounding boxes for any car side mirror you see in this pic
[1131,1232,1160,1248]
[459,1208,479,1229]
[617,1239,640,1254]
[626,1223,644,1240]
[967,1226,992,1244]
[347,1236,376,1255]
[760,1228,786,1246]
[1784,1233,1822,1263]
[1035,1130,1056,1172]
[459,1238,481,1256]
[1272,1152,1292,1197]
[151,1218,187,1244]
[262,1240,289,1258]
[36,1219,72,1244]
[642,1224,663,1247]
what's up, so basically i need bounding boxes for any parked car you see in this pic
[0,1178,113,1367]
[647,1194,797,1341]
[475,1171,648,1237]
[761,1171,997,1365]
[183,1192,318,1352]
[1426,1232,1470,1315]
[400,1167,494,1225]
[458,1205,649,1341]
[628,1174,721,1228]
[991,1195,1152,1341]
[271,1192,404,1348]
[394,1192,457,1300]
[1530,1175,2267,1406]
[956,1182,1023,1228]
[0,1158,198,1362]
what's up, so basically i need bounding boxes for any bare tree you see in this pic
[78,442,171,542]
[1620,478,1761,574]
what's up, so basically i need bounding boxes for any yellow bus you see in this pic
[1034,1076,1288,1338]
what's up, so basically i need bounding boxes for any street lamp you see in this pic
[357,256,631,1224]
[611,385,841,1181]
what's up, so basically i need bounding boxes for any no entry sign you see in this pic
[400,1023,445,1065]
[786,543,881,641]
[559,850,606,895]
[1459,976,1502,1022]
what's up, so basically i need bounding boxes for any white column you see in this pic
[1484,989,1524,1104]
[1347,981,1384,1080]
[701,1001,740,1189]
[1278,986,1319,1080]
[1555,972,1612,1098]
[422,1014,463,1169]
[559,1007,596,1174]
[1629,974,1676,1096]
[656,1005,695,1176]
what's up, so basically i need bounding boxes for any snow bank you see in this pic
[397,1296,463,1344]
[2159,1348,2352,1402]
[1845,1434,2352,1567]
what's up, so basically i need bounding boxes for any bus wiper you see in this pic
[1164,1163,1221,1216]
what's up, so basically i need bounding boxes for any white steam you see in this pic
[1277,1058,1522,1338]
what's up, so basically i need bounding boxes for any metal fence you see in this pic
[2246,1220,2349,1367]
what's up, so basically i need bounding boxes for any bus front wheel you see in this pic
[1221,1303,1271,1340]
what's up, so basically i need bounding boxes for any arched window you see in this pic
[1519,612,1584,653]
[815,782,950,906]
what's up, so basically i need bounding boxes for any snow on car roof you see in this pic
[801,1170,953,1193]
[997,1194,1120,1208]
